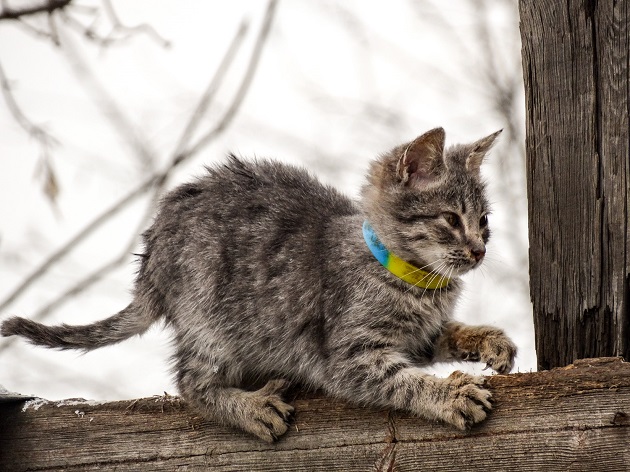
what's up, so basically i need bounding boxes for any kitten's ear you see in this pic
[466,129,502,175]
[397,127,445,186]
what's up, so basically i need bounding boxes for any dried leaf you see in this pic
[43,163,59,204]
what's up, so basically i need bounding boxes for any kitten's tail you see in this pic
[0,303,154,351]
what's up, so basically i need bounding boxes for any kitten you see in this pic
[1,127,516,442]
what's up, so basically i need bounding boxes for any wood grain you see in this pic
[519,0,630,369]
[1,357,628,471]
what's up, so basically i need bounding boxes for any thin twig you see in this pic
[101,0,170,48]
[48,8,61,45]
[12,17,57,41]
[0,59,59,149]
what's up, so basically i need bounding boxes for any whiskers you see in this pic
[401,259,453,304]
[426,264,455,305]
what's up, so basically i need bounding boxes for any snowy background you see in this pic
[0,0,532,401]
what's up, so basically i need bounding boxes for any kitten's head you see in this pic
[362,127,501,277]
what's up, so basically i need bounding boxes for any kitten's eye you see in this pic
[443,212,461,229]
[479,214,488,228]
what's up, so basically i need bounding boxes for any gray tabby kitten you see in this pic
[2,127,516,442]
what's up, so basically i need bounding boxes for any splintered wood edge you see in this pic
[11,356,629,413]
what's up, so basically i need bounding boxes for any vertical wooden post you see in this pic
[519,1,629,369]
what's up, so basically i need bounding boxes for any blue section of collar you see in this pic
[362,221,389,266]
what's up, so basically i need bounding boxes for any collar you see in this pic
[362,221,450,289]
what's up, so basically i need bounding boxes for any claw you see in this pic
[461,351,481,362]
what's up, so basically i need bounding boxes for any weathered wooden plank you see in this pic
[1,357,628,471]
[520,0,630,370]
[0,396,390,468]
[3,443,389,472]
[395,429,630,471]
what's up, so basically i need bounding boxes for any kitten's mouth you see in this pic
[444,258,482,276]
[466,259,485,273]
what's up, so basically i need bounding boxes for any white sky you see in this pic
[0,0,534,401]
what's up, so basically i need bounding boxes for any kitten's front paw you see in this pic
[436,371,493,430]
[479,331,517,374]
[242,379,295,443]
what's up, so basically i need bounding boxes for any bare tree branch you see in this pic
[0,176,156,314]
[59,2,169,49]
[54,13,159,170]
[0,58,62,205]
[173,20,249,157]
[2,0,170,169]
[0,59,58,150]
[26,225,141,323]
[0,0,71,20]
[179,0,278,163]
[0,1,278,323]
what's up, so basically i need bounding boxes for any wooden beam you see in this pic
[1,357,629,471]
[520,0,630,370]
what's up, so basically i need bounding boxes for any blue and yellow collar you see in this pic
[362,221,450,289]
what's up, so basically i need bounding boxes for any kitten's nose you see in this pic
[469,245,486,262]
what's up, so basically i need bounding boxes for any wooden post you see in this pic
[1,358,629,471]
[520,1,630,369]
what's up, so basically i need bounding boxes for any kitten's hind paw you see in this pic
[437,371,493,430]
[242,379,295,443]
